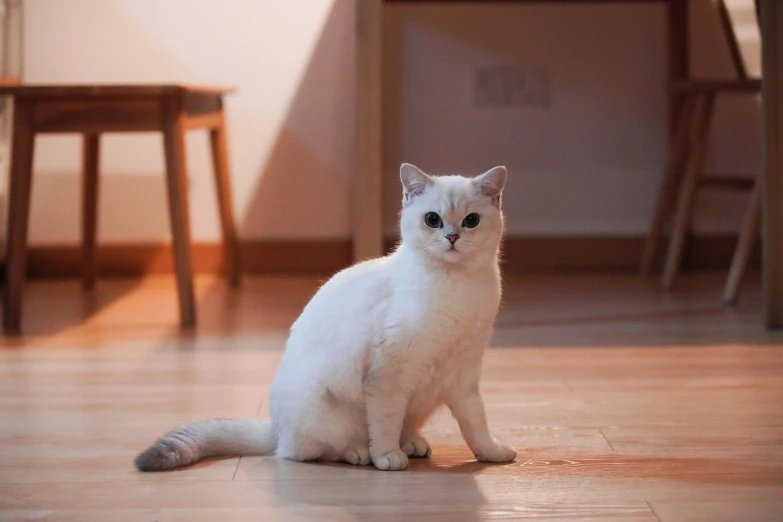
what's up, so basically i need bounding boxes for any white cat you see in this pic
[135,163,516,472]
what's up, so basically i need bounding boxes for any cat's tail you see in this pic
[134,419,276,472]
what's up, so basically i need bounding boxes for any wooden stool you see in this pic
[0,84,242,334]
[640,0,762,304]
[648,80,761,293]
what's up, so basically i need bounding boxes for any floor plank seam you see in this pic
[232,457,242,481]
[599,428,615,451]
[646,501,662,522]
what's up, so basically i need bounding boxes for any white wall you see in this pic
[16,0,761,246]
[383,1,761,237]
[20,0,355,244]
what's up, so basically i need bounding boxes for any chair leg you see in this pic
[640,93,698,274]
[81,133,100,289]
[722,179,762,306]
[209,111,241,287]
[662,92,716,289]
[3,100,36,334]
[161,97,196,328]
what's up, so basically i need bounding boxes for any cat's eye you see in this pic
[462,213,480,229]
[424,212,442,228]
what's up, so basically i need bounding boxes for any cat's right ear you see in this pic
[400,163,432,202]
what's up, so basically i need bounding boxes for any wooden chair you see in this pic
[640,0,762,305]
[0,84,242,334]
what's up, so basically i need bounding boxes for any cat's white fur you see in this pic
[134,163,515,472]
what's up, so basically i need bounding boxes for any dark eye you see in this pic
[424,212,442,228]
[462,213,480,228]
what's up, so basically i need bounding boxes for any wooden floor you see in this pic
[1,273,782,521]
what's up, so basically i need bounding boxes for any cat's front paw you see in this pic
[474,441,516,463]
[372,449,409,471]
[401,434,431,458]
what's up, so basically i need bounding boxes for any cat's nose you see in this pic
[446,234,460,244]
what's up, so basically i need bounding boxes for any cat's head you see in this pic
[398,163,506,265]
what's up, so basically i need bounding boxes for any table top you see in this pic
[384,0,667,3]
[0,84,235,98]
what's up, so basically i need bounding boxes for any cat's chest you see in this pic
[391,274,500,344]
[420,275,498,320]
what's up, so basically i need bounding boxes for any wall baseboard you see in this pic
[498,235,757,274]
[11,234,757,279]
[24,240,353,279]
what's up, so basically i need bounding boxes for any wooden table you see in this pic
[355,0,782,329]
[0,84,242,334]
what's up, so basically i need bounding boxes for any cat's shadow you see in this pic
[244,450,494,521]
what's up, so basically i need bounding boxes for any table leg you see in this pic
[162,97,196,328]
[3,99,36,334]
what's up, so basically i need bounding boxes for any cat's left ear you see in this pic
[474,166,507,208]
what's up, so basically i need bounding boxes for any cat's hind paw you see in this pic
[475,441,516,463]
[372,449,409,471]
[342,445,371,466]
[401,434,431,458]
